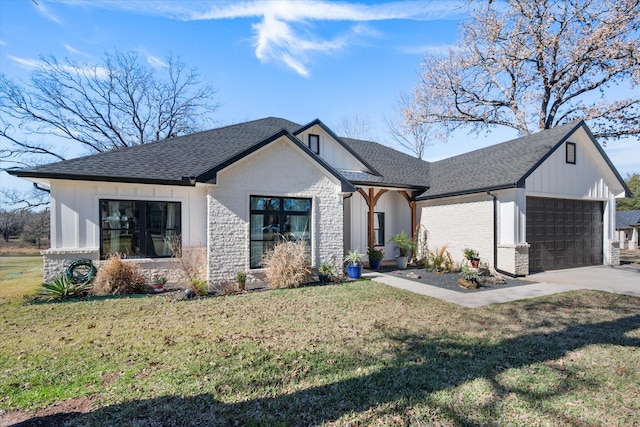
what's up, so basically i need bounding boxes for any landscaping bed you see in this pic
[375,266,535,293]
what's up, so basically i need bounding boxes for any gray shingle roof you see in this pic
[9,116,429,189]
[10,117,304,185]
[8,117,626,198]
[340,137,430,188]
[417,122,584,199]
[616,210,640,229]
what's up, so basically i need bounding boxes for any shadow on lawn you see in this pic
[14,314,640,426]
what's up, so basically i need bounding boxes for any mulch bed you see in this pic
[372,266,536,294]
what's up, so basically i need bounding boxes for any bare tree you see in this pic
[332,113,375,140]
[386,93,438,159]
[0,50,219,169]
[407,0,640,142]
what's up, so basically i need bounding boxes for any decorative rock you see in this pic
[406,272,422,279]
[458,278,479,289]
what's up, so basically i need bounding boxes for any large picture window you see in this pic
[100,200,181,259]
[250,196,311,268]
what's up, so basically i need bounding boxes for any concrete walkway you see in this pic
[363,264,640,308]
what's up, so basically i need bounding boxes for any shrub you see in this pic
[91,254,145,295]
[39,276,92,300]
[261,240,312,289]
[190,278,209,296]
[428,245,454,273]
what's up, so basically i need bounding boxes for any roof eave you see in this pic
[8,170,195,187]
[416,183,520,201]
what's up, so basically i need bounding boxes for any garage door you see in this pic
[526,197,603,272]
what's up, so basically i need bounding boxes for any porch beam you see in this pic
[357,187,388,248]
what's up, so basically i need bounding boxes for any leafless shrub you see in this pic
[261,240,312,289]
[91,254,145,295]
[165,235,206,282]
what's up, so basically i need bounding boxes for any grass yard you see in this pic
[0,279,639,426]
[0,255,43,303]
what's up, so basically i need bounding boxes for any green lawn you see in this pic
[0,280,639,426]
[0,255,43,303]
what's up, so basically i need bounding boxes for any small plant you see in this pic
[236,271,246,282]
[428,245,454,273]
[39,276,92,300]
[389,231,417,257]
[344,249,362,265]
[463,248,479,260]
[319,262,334,276]
[153,275,167,286]
[367,246,384,261]
[190,278,209,296]
[460,265,480,282]
[261,240,312,289]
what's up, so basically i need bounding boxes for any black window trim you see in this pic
[99,198,181,260]
[368,211,385,247]
[566,141,576,164]
[308,134,320,155]
[249,195,312,269]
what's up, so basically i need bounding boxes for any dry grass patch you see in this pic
[0,282,638,426]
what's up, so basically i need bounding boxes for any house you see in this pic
[616,210,640,249]
[9,118,630,284]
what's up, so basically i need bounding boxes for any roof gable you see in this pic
[417,121,630,199]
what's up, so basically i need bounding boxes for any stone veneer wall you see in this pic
[42,247,206,285]
[206,138,344,285]
[496,243,530,276]
[610,240,620,266]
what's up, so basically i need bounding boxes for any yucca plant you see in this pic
[40,276,92,300]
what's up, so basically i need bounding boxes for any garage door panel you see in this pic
[527,197,603,272]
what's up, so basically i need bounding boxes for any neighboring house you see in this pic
[616,210,640,249]
[9,118,630,284]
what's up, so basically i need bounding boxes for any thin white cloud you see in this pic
[8,55,109,79]
[64,44,92,57]
[54,0,466,77]
[33,1,63,25]
[147,55,169,68]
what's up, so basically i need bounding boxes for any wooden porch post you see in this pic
[398,190,419,239]
[357,187,388,248]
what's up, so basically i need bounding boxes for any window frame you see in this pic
[99,199,181,259]
[249,195,312,269]
[308,134,320,154]
[367,212,385,247]
[566,142,576,164]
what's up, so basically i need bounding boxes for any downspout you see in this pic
[487,191,517,278]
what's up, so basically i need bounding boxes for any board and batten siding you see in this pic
[346,189,412,261]
[207,136,345,284]
[48,179,207,251]
[297,125,369,173]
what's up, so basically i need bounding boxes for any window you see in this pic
[250,196,311,268]
[100,200,181,259]
[367,212,385,246]
[566,142,576,164]
[308,134,320,154]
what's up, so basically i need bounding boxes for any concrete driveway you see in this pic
[365,263,640,308]
[528,264,640,298]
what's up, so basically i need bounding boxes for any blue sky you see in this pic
[1,0,638,194]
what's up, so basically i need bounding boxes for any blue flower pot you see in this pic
[347,264,362,279]
[369,259,381,270]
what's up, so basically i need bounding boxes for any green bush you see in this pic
[39,276,92,300]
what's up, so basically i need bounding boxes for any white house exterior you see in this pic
[9,118,630,285]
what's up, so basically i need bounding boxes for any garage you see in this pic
[526,197,603,272]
